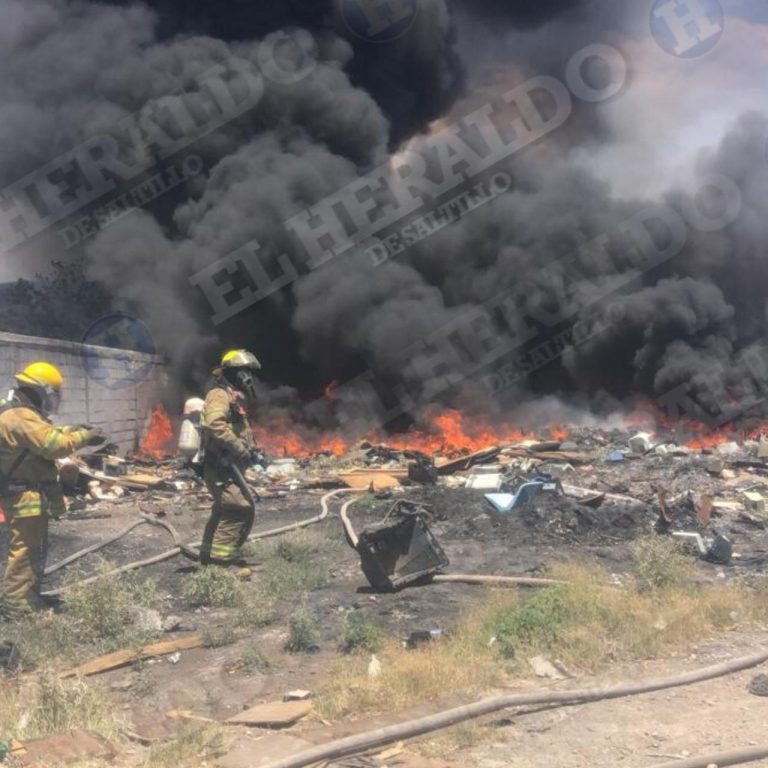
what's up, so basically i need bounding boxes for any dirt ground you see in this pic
[4,440,768,766]
[460,628,768,768]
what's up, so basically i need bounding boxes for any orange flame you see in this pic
[548,425,571,442]
[138,404,174,459]
[250,408,563,459]
[626,398,764,450]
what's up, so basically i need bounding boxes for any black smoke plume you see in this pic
[1,0,765,435]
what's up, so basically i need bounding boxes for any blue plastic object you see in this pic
[485,474,563,514]
[605,450,625,462]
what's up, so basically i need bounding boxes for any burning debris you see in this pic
[48,396,768,584]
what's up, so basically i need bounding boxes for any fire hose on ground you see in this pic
[42,489,566,596]
[260,648,768,768]
[648,746,768,768]
[41,488,361,597]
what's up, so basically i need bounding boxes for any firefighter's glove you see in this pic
[81,427,108,447]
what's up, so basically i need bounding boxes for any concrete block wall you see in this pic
[0,331,167,454]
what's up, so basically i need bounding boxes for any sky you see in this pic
[453,0,768,197]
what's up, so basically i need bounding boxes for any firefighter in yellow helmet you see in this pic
[200,350,262,565]
[0,362,107,616]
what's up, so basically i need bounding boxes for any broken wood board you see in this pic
[225,700,312,727]
[562,484,641,505]
[77,465,166,491]
[341,474,400,491]
[61,635,203,678]
[435,446,501,475]
[338,469,406,490]
[12,730,117,766]
[501,448,592,464]
[217,734,315,768]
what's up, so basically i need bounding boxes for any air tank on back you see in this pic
[178,397,204,461]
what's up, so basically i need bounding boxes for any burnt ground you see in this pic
[3,437,768,761]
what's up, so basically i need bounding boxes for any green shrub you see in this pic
[632,535,695,593]
[340,612,382,654]
[274,532,318,562]
[183,567,245,608]
[228,645,272,675]
[201,622,239,648]
[236,596,276,629]
[145,725,229,768]
[486,586,574,659]
[285,613,320,653]
[0,669,121,741]
[260,558,329,600]
[15,565,162,663]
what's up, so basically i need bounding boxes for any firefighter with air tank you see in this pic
[198,350,264,566]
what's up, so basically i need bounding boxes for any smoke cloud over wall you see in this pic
[1,0,767,432]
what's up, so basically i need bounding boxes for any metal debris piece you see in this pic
[407,454,438,485]
[355,500,449,591]
[672,531,733,564]
[465,464,504,491]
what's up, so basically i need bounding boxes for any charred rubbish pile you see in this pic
[37,401,768,593]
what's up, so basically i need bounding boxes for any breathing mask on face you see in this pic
[225,367,258,400]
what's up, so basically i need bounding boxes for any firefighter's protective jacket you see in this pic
[202,382,254,482]
[0,402,88,518]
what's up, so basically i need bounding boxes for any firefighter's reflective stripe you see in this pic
[41,429,70,460]
[9,492,45,519]
[210,541,236,560]
[200,480,253,564]
[0,490,51,519]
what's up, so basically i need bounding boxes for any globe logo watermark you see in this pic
[650,0,724,58]
[81,314,156,390]
[339,0,418,43]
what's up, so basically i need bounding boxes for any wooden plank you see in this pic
[61,635,203,678]
[14,730,117,766]
[339,468,408,479]
[434,446,501,475]
[225,700,312,727]
[217,734,315,768]
[339,472,401,490]
[501,448,591,464]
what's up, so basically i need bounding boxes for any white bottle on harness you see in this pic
[178,397,204,460]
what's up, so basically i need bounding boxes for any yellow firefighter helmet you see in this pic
[221,349,261,370]
[15,362,64,414]
[219,350,261,399]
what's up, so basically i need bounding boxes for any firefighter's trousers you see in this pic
[1,515,49,616]
[201,480,253,564]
